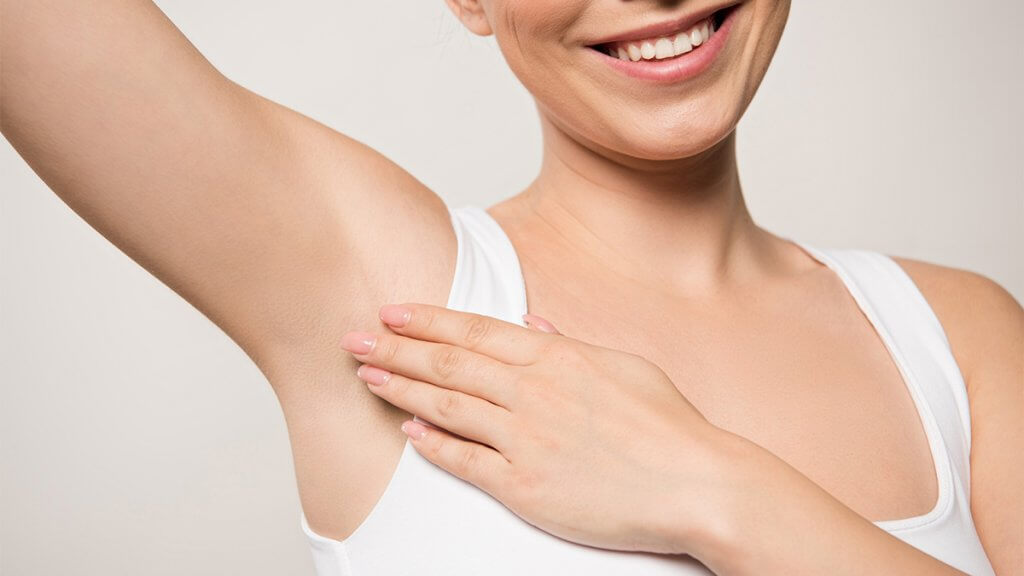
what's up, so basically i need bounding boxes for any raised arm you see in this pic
[0,0,455,383]
[2,0,462,538]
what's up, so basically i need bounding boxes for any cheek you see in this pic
[488,0,586,72]
[489,0,583,44]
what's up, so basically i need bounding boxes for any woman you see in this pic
[2,0,1019,575]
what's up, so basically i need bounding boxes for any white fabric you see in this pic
[301,204,996,575]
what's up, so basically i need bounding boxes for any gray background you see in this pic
[2,1,1021,574]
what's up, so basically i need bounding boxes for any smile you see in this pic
[584,3,741,84]
[596,13,720,62]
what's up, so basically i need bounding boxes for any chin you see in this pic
[595,107,738,162]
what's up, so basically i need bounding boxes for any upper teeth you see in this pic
[608,16,716,62]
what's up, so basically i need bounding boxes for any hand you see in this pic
[340,303,729,555]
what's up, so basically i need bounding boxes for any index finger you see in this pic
[378,303,550,365]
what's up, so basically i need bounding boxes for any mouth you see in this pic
[586,4,739,63]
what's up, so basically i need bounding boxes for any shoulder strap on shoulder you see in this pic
[445,205,528,326]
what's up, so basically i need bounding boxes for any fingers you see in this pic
[343,330,515,408]
[358,365,512,452]
[378,303,552,366]
[400,419,512,498]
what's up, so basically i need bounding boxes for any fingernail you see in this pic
[341,331,376,355]
[356,364,391,386]
[379,304,411,327]
[401,420,428,441]
[522,313,559,334]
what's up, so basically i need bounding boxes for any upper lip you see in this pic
[585,1,740,46]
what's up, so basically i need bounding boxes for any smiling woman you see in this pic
[1,1,1021,575]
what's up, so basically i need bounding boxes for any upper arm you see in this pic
[892,256,1024,575]
[1,0,457,389]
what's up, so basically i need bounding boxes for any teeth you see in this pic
[654,37,674,59]
[603,15,717,62]
[673,32,693,55]
[640,41,656,59]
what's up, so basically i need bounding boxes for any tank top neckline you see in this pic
[301,203,959,551]
[463,203,955,533]
[300,203,993,576]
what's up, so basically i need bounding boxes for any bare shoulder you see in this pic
[888,255,1023,392]
[890,254,1023,572]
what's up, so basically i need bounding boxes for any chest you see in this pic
[524,265,940,524]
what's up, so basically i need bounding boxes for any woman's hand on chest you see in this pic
[340,302,735,556]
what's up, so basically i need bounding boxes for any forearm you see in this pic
[676,430,970,576]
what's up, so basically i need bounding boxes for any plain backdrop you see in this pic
[2,1,1021,574]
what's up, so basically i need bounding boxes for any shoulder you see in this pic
[886,257,1024,573]
[886,254,1022,395]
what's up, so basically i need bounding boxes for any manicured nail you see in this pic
[341,331,376,355]
[379,304,411,327]
[522,313,559,334]
[356,364,391,386]
[401,420,428,441]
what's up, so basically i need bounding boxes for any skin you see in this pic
[362,0,1023,572]
[2,0,1020,573]
[342,302,996,574]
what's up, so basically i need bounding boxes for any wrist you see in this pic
[660,425,762,571]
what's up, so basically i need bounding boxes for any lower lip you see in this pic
[586,7,739,85]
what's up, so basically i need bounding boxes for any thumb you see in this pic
[522,313,560,335]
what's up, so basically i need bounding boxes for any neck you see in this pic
[509,113,772,295]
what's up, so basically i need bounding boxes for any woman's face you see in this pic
[447,0,791,161]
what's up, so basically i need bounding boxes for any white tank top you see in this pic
[301,204,996,576]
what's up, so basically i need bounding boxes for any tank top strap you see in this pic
[298,215,997,575]
[445,204,529,327]
[790,243,974,492]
